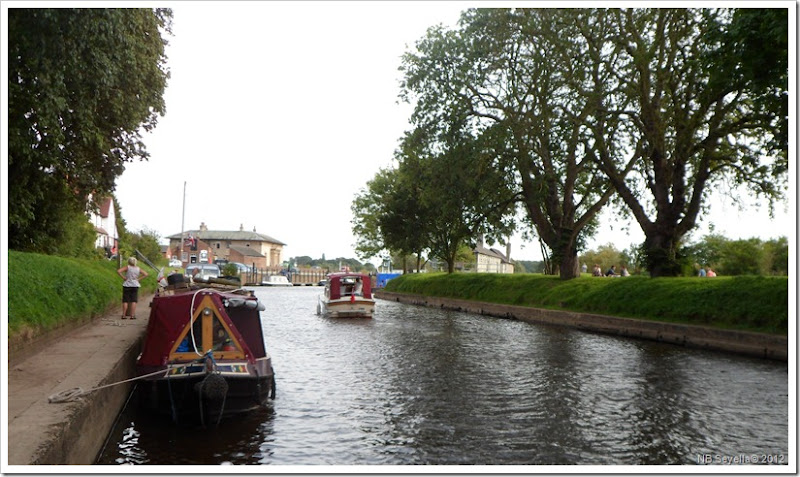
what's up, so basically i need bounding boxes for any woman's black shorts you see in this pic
[122,286,139,303]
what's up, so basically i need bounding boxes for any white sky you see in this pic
[5,1,795,265]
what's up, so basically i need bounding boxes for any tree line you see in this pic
[580,234,788,277]
[351,8,788,279]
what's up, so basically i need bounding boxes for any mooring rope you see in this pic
[48,366,179,404]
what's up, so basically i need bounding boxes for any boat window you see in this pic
[169,297,246,360]
[212,316,236,351]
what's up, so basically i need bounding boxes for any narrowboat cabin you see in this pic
[136,279,275,426]
[317,272,375,318]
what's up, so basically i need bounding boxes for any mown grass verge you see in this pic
[8,251,158,340]
[383,273,788,335]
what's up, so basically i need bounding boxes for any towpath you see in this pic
[6,294,153,467]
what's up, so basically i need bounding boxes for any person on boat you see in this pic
[117,257,148,320]
[353,277,363,296]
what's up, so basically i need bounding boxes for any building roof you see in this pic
[230,245,266,258]
[166,229,286,245]
[98,197,113,218]
[474,245,512,264]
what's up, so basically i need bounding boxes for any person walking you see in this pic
[117,257,148,319]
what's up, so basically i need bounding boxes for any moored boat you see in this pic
[261,275,293,287]
[317,272,375,318]
[136,277,275,426]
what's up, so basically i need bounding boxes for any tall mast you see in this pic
[180,181,186,263]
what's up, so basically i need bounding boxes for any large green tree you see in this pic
[352,124,517,274]
[593,9,787,276]
[401,9,628,279]
[8,8,172,253]
[411,125,517,273]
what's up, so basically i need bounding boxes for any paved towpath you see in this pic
[6,295,153,467]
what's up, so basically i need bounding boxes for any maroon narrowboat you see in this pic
[316,272,375,318]
[136,280,275,426]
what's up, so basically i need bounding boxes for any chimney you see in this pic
[200,222,208,231]
[506,241,511,261]
[253,226,257,232]
[239,224,244,231]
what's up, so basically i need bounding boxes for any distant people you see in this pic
[698,267,707,277]
[353,277,363,296]
[706,268,717,277]
[605,265,617,277]
[592,264,602,277]
[620,265,630,277]
[117,257,148,320]
[581,263,588,274]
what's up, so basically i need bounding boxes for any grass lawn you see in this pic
[384,272,788,335]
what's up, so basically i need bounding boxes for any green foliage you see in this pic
[762,237,789,276]
[400,8,787,279]
[684,234,788,276]
[580,244,630,275]
[8,251,157,337]
[222,263,239,276]
[8,8,172,253]
[385,273,788,334]
[351,168,396,260]
[704,8,788,159]
[121,227,163,268]
[401,9,619,279]
[514,260,545,274]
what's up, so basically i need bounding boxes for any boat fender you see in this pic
[195,373,228,401]
[225,298,266,311]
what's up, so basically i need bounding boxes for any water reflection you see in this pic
[97,287,788,466]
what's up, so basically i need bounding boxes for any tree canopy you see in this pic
[398,7,787,278]
[8,8,172,254]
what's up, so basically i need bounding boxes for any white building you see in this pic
[88,196,119,257]
[473,238,514,274]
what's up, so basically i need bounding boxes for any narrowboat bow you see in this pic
[136,279,275,426]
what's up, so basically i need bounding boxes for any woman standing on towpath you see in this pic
[117,257,148,319]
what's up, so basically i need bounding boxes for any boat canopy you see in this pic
[138,290,266,367]
[326,272,372,300]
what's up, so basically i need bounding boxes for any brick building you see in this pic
[166,222,285,269]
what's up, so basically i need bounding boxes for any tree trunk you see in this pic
[548,227,580,280]
[643,232,682,277]
[558,254,580,280]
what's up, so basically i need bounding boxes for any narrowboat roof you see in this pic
[138,289,266,367]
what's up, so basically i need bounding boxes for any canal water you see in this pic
[96,287,789,466]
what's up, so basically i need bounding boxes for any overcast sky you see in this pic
[79,2,795,263]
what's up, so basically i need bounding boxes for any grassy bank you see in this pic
[8,251,158,339]
[383,273,788,335]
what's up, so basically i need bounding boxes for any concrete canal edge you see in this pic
[374,291,787,361]
[8,297,151,466]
